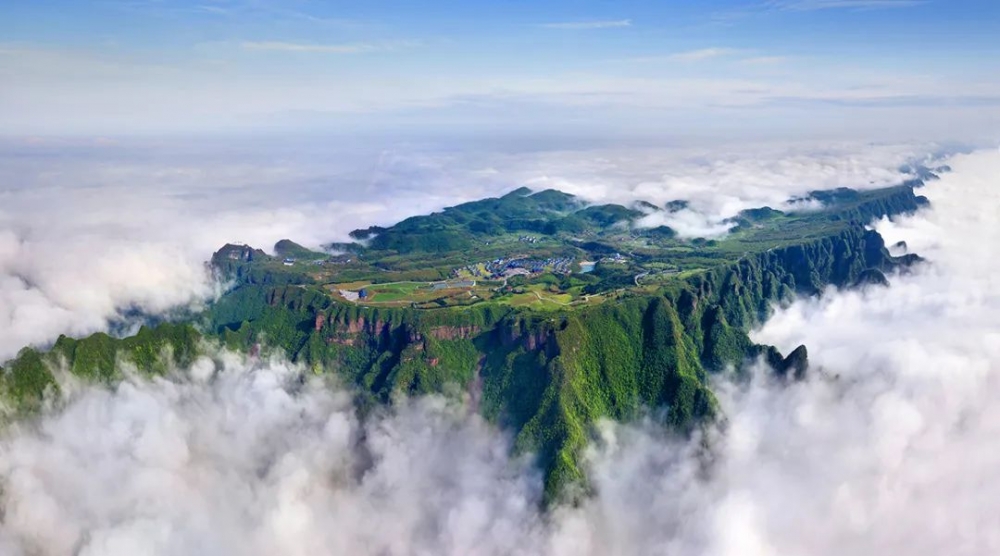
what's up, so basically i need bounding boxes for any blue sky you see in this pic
[1,0,998,139]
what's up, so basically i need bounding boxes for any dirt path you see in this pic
[531,290,570,306]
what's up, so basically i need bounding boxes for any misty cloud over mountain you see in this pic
[0,138,929,359]
[0,354,550,556]
[3,0,997,552]
[2,143,998,554]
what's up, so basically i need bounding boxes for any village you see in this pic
[452,255,576,281]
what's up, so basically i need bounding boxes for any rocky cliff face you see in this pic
[191,220,917,501]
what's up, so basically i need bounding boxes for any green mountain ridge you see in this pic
[0,178,932,503]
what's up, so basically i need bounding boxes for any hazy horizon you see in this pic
[3,0,1000,140]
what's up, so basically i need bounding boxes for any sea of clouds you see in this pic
[2,139,997,555]
[0,137,931,360]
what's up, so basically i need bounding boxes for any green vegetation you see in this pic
[0,323,200,413]
[273,239,328,261]
[0,178,932,503]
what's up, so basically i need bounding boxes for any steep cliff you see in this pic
[3,220,915,502]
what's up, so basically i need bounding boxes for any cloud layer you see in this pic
[0,139,501,359]
[516,142,929,236]
[740,148,1000,553]
[0,354,549,555]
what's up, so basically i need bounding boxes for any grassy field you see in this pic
[495,284,600,310]
[367,282,429,302]
[326,280,489,306]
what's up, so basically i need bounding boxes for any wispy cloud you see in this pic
[710,0,923,27]
[669,47,743,62]
[540,19,631,30]
[194,5,230,15]
[240,41,407,54]
[768,0,926,10]
[612,47,745,64]
[739,55,790,65]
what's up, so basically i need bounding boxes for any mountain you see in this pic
[0,179,932,503]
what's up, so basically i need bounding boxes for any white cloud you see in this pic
[668,47,744,62]
[195,5,230,15]
[731,149,1000,553]
[539,19,632,30]
[0,353,548,556]
[739,55,790,65]
[240,41,407,54]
